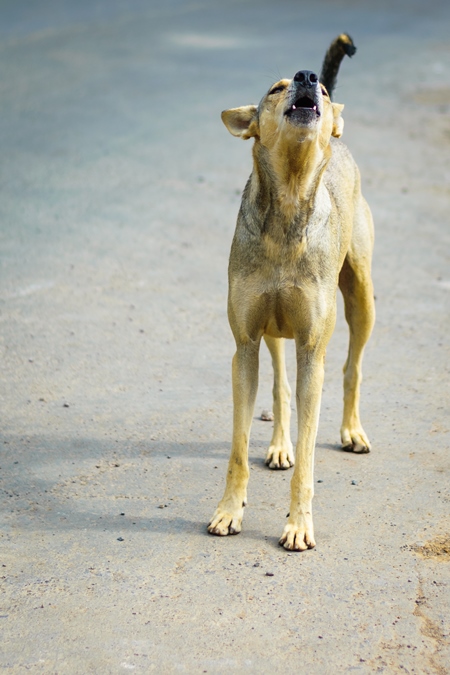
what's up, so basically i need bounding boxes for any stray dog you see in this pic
[208,34,375,551]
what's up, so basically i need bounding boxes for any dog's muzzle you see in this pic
[285,70,321,123]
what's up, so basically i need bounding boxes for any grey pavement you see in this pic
[1,1,450,672]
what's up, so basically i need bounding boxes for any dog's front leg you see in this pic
[279,343,326,551]
[208,339,260,536]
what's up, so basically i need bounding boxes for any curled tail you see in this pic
[319,33,356,100]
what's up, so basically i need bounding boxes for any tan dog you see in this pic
[208,35,375,551]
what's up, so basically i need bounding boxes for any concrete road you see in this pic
[1,0,449,672]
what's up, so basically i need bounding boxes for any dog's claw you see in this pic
[342,442,370,454]
[279,520,315,552]
[265,444,295,470]
[207,507,244,536]
[207,521,241,536]
[341,427,371,454]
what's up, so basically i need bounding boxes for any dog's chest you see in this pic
[229,255,335,341]
[228,194,340,340]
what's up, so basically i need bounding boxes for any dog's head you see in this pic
[222,70,344,150]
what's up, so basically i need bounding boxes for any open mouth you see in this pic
[285,94,320,121]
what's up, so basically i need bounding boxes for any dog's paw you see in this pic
[265,443,294,470]
[279,518,315,552]
[341,427,371,454]
[207,507,244,536]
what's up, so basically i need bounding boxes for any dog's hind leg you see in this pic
[263,335,294,469]
[338,249,375,453]
[208,338,260,535]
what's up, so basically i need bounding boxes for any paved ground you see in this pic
[1,0,450,672]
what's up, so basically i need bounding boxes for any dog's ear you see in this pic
[331,102,344,138]
[221,106,259,140]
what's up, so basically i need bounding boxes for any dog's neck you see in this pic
[250,136,331,226]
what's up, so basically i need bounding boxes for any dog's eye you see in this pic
[321,87,329,97]
[269,85,285,96]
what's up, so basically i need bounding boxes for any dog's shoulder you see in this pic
[328,136,354,166]
[325,137,360,195]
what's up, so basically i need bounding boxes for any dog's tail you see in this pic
[319,33,356,100]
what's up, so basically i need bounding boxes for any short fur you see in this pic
[320,33,356,99]
[208,37,375,551]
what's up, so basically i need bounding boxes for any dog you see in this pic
[208,34,375,551]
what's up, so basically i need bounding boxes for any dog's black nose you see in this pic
[293,70,318,87]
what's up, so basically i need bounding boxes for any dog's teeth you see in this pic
[313,105,317,111]
[292,104,296,110]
